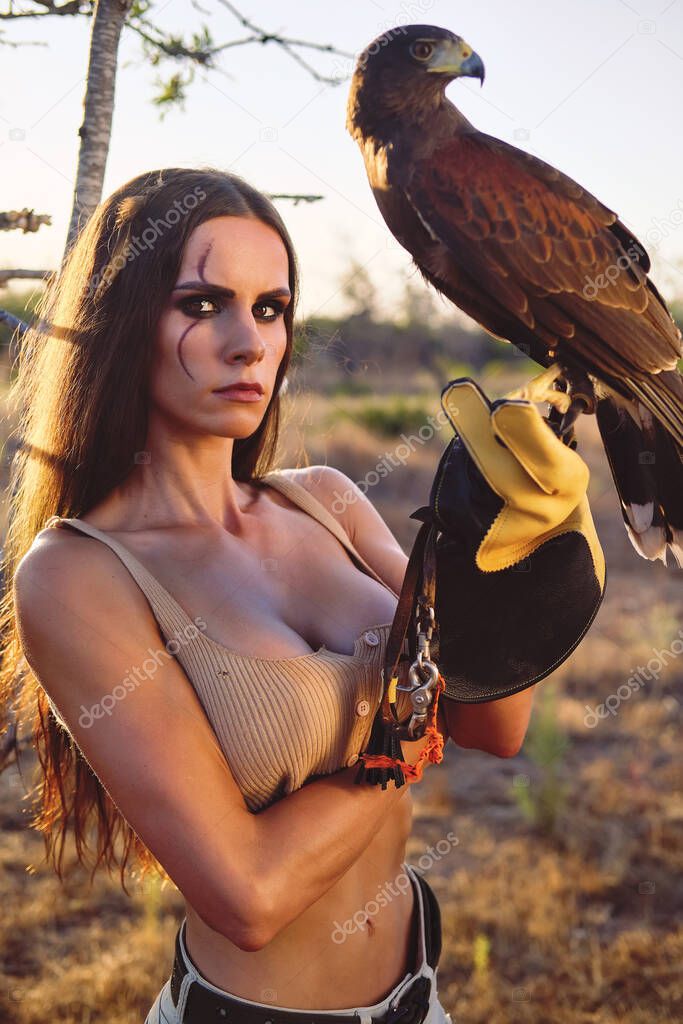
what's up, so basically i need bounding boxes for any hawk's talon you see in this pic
[558,395,591,437]
[504,362,571,413]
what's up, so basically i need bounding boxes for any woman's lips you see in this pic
[213,386,263,402]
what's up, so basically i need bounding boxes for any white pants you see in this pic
[144,863,453,1024]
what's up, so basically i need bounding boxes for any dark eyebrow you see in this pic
[172,281,291,301]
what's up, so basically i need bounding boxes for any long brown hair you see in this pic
[0,167,299,893]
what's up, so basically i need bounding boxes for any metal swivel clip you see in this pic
[396,597,440,738]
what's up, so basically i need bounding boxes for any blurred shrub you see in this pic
[512,686,570,836]
[333,396,438,437]
[329,378,374,397]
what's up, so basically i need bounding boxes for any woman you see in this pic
[3,167,534,1023]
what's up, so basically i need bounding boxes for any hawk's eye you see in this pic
[410,41,434,61]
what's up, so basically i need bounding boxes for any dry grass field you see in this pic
[0,356,680,1023]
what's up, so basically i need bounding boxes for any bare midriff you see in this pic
[183,790,417,1009]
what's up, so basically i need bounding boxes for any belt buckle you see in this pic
[381,975,431,1024]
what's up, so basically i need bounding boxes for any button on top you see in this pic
[346,753,359,767]
[363,630,380,646]
[356,699,370,717]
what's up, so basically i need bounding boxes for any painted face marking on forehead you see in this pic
[197,240,213,283]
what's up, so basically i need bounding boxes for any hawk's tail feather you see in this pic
[626,370,683,449]
[595,394,683,568]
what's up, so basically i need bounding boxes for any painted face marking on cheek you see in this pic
[174,241,213,383]
[177,321,198,381]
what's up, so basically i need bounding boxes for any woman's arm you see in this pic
[305,466,536,759]
[256,748,423,943]
[442,687,534,757]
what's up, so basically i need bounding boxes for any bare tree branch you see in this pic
[190,0,212,15]
[0,0,87,20]
[0,269,50,284]
[267,193,324,206]
[0,209,51,233]
[212,0,353,84]
[128,2,353,89]
[216,1,354,57]
[126,16,217,67]
[2,0,353,84]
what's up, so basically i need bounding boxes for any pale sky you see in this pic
[2,0,683,320]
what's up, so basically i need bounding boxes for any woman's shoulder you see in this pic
[15,530,100,624]
[264,464,360,536]
[266,464,352,489]
[22,521,97,569]
[16,523,141,629]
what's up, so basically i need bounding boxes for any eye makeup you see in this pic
[175,293,287,321]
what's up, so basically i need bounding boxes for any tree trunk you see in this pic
[64,0,133,258]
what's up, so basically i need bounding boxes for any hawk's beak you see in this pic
[426,39,486,86]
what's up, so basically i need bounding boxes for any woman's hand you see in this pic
[399,728,436,770]
[397,696,450,778]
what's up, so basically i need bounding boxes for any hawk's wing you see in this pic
[402,132,681,378]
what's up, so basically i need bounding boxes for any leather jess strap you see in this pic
[384,514,439,684]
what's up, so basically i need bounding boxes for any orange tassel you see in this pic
[358,673,446,783]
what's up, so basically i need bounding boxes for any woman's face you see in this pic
[150,215,291,439]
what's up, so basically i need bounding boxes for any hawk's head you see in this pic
[347,24,485,139]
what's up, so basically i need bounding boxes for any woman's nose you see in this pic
[222,314,266,363]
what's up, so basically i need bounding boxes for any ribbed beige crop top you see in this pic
[44,470,412,813]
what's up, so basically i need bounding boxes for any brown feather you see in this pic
[402,132,677,371]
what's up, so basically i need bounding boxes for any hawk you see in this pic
[346,24,683,567]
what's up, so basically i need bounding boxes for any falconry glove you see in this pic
[355,377,606,790]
